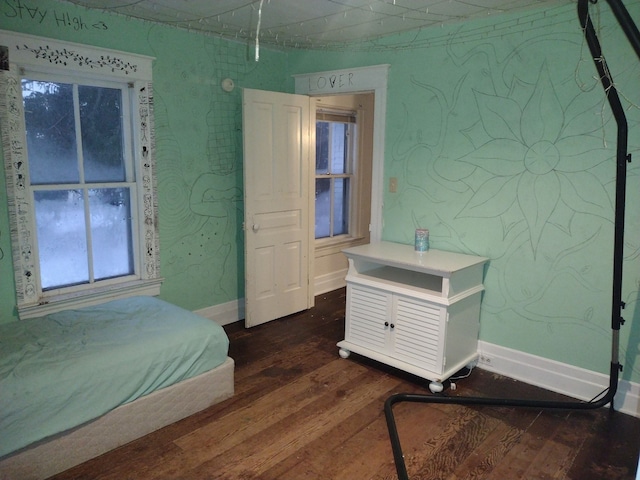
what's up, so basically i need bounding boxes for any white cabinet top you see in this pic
[343,241,488,278]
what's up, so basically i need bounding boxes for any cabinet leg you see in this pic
[429,381,444,393]
[339,348,351,359]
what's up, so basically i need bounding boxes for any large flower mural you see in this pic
[457,62,613,255]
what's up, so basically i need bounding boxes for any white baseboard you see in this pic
[313,270,347,296]
[193,272,348,327]
[194,271,347,326]
[195,298,245,326]
[478,341,640,418]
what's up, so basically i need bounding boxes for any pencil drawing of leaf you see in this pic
[555,135,611,171]
[458,140,527,175]
[561,96,610,138]
[521,63,563,146]
[459,176,518,218]
[474,90,521,141]
[518,171,560,252]
[558,171,612,218]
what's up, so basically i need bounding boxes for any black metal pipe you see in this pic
[580,0,630,335]
[605,0,640,60]
[384,1,637,478]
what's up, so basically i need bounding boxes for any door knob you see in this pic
[252,224,260,232]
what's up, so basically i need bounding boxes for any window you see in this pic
[24,77,135,290]
[0,31,160,318]
[315,111,357,240]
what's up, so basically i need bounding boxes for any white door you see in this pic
[242,88,314,327]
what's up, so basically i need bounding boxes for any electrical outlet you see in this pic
[389,177,398,193]
[479,355,492,365]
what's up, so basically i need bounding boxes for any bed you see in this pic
[0,295,234,480]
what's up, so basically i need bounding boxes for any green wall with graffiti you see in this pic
[288,2,640,381]
[0,0,289,320]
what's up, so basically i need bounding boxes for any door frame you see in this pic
[293,64,388,243]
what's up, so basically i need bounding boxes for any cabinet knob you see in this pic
[390,323,395,329]
[384,321,389,327]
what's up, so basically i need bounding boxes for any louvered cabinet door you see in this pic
[392,295,447,374]
[344,283,393,354]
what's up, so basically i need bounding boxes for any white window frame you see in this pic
[0,31,161,319]
[315,110,357,242]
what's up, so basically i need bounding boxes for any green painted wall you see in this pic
[0,0,289,321]
[288,2,640,382]
[1,1,640,385]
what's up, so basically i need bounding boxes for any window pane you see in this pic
[316,122,329,174]
[22,80,79,185]
[79,86,126,182]
[330,123,347,174]
[90,188,134,280]
[333,178,349,236]
[35,189,88,289]
[315,178,330,239]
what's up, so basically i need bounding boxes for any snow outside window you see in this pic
[315,113,357,240]
[24,78,135,290]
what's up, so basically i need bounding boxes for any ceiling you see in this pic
[60,0,570,50]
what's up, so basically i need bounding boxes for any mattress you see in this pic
[0,295,230,459]
[0,357,234,480]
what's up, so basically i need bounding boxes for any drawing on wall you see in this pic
[1,2,108,32]
[204,39,254,175]
[189,174,243,298]
[387,19,640,375]
[145,25,260,300]
[457,62,613,255]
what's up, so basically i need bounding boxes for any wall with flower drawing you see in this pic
[288,2,640,382]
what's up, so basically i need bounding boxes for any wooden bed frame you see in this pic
[0,356,234,480]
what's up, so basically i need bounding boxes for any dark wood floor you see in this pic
[51,288,640,480]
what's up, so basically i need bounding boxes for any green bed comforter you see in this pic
[0,296,229,458]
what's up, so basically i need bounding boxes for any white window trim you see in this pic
[0,30,161,318]
[315,111,357,241]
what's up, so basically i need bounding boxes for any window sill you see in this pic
[315,235,368,257]
[17,278,164,320]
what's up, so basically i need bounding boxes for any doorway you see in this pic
[294,64,389,245]
[311,93,374,294]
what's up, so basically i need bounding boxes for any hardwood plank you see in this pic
[138,360,373,479]
[261,394,394,480]
[484,411,560,479]
[406,408,505,479]
[448,420,523,479]
[266,383,447,480]
[567,408,640,480]
[188,369,402,479]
